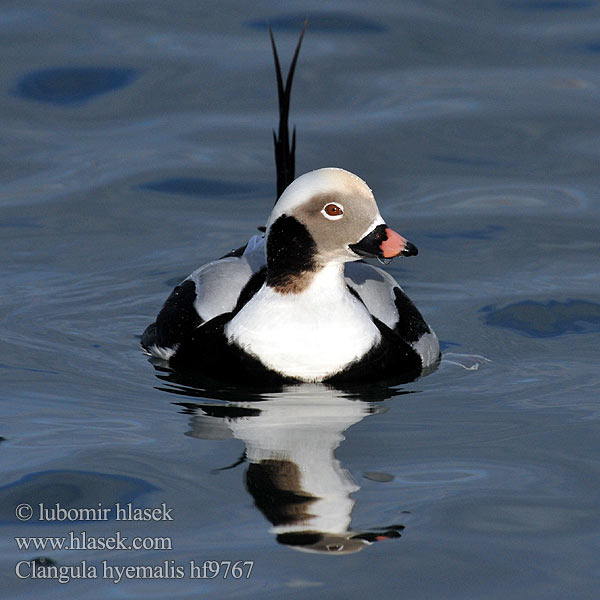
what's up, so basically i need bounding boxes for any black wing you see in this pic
[141,280,202,353]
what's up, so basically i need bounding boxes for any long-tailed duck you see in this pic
[141,28,439,385]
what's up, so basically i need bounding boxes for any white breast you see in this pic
[225,264,381,382]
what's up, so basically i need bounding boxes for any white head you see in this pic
[267,168,382,263]
[265,168,417,292]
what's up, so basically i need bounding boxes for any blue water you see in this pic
[2,2,599,598]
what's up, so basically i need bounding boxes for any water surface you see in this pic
[1,2,599,598]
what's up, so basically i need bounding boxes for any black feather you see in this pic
[269,21,307,202]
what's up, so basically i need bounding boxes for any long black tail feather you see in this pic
[270,22,307,203]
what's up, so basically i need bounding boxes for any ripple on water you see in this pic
[451,499,597,536]
[424,224,504,241]
[139,178,265,198]
[370,460,545,501]
[390,183,589,216]
[390,466,488,486]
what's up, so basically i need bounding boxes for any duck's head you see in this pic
[265,168,416,286]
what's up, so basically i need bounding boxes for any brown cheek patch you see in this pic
[300,192,345,216]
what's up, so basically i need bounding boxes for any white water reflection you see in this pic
[180,385,405,554]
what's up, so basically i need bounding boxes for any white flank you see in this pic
[225,264,381,382]
[146,344,178,360]
[189,235,266,322]
[344,261,399,329]
[411,331,440,368]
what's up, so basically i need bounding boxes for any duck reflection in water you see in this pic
[165,378,410,555]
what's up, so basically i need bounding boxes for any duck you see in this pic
[141,27,439,385]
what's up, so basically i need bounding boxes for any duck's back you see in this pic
[141,235,266,359]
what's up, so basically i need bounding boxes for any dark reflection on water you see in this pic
[482,299,600,337]
[508,1,597,11]
[0,470,156,525]
[247,13,386,33]
[169,380,410,555]
[13,67,140,106]
[150,358,425,402]
[581,41,600,52]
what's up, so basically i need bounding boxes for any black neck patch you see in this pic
[266,215,317,293]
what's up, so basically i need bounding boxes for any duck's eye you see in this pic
[322,202,344,220]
